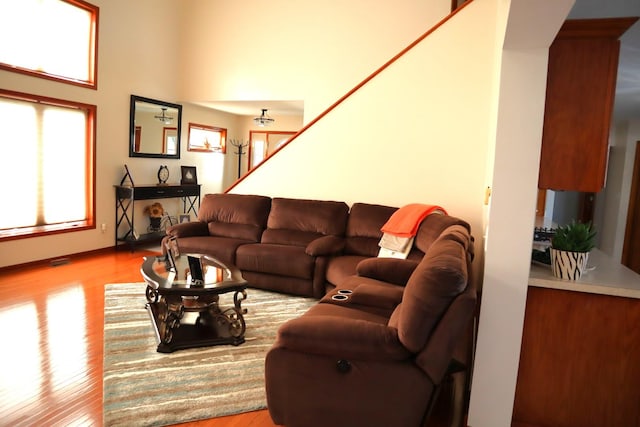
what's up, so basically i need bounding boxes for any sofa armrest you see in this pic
[305,235,345,256]
[166,221,209,238]
[275,315,411,361]
[356,258,420,286]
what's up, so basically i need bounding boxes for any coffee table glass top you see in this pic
[141,253,246,292]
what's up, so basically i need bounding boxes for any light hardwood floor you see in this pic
[0,247,454,427]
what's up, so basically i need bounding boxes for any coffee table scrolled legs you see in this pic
[156,298,184,346]
[146,285,159,303]
[220,307,246,339]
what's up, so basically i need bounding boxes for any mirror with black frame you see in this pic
[129,95,182,159]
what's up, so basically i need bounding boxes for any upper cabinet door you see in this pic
[538,18,638,192]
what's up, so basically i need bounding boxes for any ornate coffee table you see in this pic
[141,252,248,353]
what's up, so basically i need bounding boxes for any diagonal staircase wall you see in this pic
[229,0,500,247]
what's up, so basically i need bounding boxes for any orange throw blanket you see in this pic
[381,204,447,237]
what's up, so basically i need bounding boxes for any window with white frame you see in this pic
[0,90,96,241]
[0,0,99,88]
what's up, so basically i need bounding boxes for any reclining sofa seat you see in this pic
[326,205,474,292]
[162,193,271,265]
[235,197,349,298]
[265,222,476,427]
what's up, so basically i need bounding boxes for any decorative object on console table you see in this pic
[550,220,596,280]
[180,166,197,184]
[144,202,165,232]
[157,165,169,185]
[121,164,134,186]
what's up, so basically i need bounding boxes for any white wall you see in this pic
[599,119,640,260]
[178,0,451,121]
[229,0,499,243]
[0,0,425,268]
[0,0,183,268]
[468,2,574,426]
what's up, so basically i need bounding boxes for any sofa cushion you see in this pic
[198,193,271,242]
[356,257,420,286]
[165,221,208,238]
[305,235,345,256]
[321,278,405,317]
[266,198,349,238]
[413,213,471,254]
[388,230,469,353]
[344,203,397,256]
[262,229,325,247]
[236,243,316,279]
[325,255,368,287]
[167,235,251,266]
[274,305,410,361]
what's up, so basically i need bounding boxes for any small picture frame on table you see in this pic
[180,166,197,185]
[179,214,191,223]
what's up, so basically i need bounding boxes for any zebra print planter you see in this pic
[550,248,590,280]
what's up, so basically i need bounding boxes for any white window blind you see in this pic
[0,93,94,237]
[0,0,97,87]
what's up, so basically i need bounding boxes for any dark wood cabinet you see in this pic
[538,18,637,192]
[513,286,640,427]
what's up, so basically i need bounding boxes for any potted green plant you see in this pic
[550,220,597,280]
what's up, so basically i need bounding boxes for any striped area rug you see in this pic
[103,283,316,427]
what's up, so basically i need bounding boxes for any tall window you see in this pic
[0,90,96,241]
[0,0,99,88]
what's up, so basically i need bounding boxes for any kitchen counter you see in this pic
[529,248,640,299]
[517,249,640,427]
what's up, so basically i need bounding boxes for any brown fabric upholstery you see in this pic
[236,198,349,297]
[265,348,433,427]
[163,193,272,265]
[320,277,405,317]
[355,257,420,286]
[161,235,248,266]
[343,203,397,256]
[198,193,271,241]
[324,203,462,289]
[266,197,349,237]
[236,244,315,279]
[389,232,469,353]
[265,222,475,427]
[413,213,471,254]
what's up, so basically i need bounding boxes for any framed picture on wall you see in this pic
[179,214,191,223]
[180,166,197,184]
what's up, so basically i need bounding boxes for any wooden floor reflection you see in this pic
[0,248,277,427]
[0,248,455,427]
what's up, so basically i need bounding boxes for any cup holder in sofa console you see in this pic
[337,289,353,295]
[331,294,349,301]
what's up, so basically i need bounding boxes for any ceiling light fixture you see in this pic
[254,109,275,127]
[155,107,173,124]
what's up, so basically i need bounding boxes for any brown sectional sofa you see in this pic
[164,192,477,426]
[265,223,476,427]
[165,193,470,298]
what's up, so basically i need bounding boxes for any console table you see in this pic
[114,184,200,250]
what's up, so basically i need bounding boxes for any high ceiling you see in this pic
[194,100,304,117]
[197,1,640,122]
